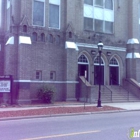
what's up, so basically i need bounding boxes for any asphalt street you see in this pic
[0,111,140,140]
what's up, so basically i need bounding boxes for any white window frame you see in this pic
[49,0,61,29]
[84,0,114,34]
[32,0,45,27]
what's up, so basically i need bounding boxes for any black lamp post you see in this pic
[97,41,103,107]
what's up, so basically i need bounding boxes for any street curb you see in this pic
[0,109,140,121]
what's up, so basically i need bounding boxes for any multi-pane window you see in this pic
[84,17,93,30]
[95,19,103,32]
[84,0,114,34]
[109,58,119,66]
[49,0,60,29]
[78,55,88,64]
[50,71,56,80]
[36,70,42,80]
[33,0,45,26]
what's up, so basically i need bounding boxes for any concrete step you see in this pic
[91,85,140,103]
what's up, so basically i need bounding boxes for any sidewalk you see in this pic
[0,101,139,120]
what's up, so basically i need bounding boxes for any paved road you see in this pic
[0,111,140,140]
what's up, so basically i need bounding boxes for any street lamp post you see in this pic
[97,41,103,107]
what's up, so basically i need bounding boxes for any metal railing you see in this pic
[101,85,113,102]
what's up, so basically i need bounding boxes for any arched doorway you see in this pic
[78,54,89,80]
[94,56,105,85]
[109,57,119,85]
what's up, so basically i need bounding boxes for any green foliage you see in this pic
[37,85,55,103]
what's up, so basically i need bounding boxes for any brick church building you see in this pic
[0,0,140,104]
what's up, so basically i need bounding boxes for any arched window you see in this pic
[109,57,119,85]
[109,58,119,66]
[69,32,72,38]
[41,33,45,42]
[23,25,27,32]
[94,56,104,65]
[78,54,89,80]
[32,32,37,41]
[105,0,113,10]
[78,54,89,64]
[49,34,53,43]
[56,35,60,44]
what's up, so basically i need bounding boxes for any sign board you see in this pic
[0,80,11,92]
[0,75,12,93]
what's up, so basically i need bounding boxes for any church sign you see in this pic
[0,75,12,93]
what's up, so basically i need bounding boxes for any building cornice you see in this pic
[76,42,126,52]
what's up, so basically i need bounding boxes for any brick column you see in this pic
[126,39,140,82]
[65,42,78,101]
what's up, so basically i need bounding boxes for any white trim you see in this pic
[134,53,140,58]
[76,42,126,52]
[65,41,79,51]
[14,80,79,84]
[127,38,139,44]
[126,53,140,58]
[126,53,132,58]
[19,36,32,44]
[78,62,89,65]
[6,36,14,45]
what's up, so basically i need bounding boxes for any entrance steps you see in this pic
[91,85,140,103]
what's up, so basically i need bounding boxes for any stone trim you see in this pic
[14,80,79,84]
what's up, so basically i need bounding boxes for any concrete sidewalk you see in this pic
[0,102,140,112]
[0,101,139,120]
[103,102,140,110]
